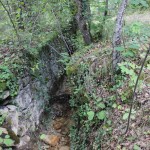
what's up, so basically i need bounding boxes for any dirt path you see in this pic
[125,12,150,24]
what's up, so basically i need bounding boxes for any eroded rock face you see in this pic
[14,84,44,136]
[12,41,65,137]
[0,40,65,149]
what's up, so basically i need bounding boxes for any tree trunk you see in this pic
[112,0,128,71]
[74,0,92,45]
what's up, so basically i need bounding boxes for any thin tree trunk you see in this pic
[112,0,128,71]
[74,0,92,45]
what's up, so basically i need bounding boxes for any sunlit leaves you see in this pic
[87,111,95,121]
[130,22,142,34]
[97,110,106,120]
[40,134,46,140]
[130,0,149,7]
[3,138,14,146]
[134,144,141,150]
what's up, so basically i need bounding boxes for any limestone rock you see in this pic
[0,105,19,136]
[41,134,60,146]
[7,105,17,111]
[5,106,19,135]
[0,127,8,134]
[2,91,10,100]
[0,106,8,114]
[16,135,30,148]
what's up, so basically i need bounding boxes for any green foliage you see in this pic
[0,64,18,98]
[0,128,14,147]
[97,110,106,120]
[134,144,141,150]
[129,0,149,8]
[87,111,95,121]
[3,138,14,147]
[40,134,46,140]
[122,109,136,120]
[0,113,7,125]
[0,112,14,147]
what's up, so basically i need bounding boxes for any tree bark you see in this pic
[74,0,92,45]
[112,0,128,71]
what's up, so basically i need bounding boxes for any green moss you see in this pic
[66,65,78,76]
[0,82,7,91]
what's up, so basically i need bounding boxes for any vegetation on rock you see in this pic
[0,0,150,149]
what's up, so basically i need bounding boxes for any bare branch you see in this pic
[0,0,20,41]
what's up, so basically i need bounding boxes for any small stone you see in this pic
[41,134,60,146]
[53,122,63,130]
[59,146,70,150]
[0,127,8,134]
[6,109,19,135]
[41,145,50,149]
[2,91,10,100]
[145,93,149,98]
[7,105,17,111]
[16,135,30,148]
[0,107,8,114]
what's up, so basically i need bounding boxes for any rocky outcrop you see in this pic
[0,37,68,149]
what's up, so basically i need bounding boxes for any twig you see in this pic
[0,0,20,41]
[124,44,150,134]
[48,44,62,57]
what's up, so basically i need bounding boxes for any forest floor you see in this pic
[73,41,150,150]
[102,84,150,149]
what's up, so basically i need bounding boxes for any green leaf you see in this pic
[123,113,129,120]
[40,134,46,140]
[128,44,139,50]
[147,64,150,70]
[0,137,3,143]
[97,102,105,109]
[115,46,125,51]
[122,51,135,57]
[97,98,102,101]
[112,103,117,108]
[117,105,122,110]
[87,111,95,121]
[97,111,106,120]
[134,144,141,150]
[3,139,14,146]
[5,135,10,139]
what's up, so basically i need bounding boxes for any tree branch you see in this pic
[0,0,20,41]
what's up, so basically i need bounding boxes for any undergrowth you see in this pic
[59,18,150,148]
